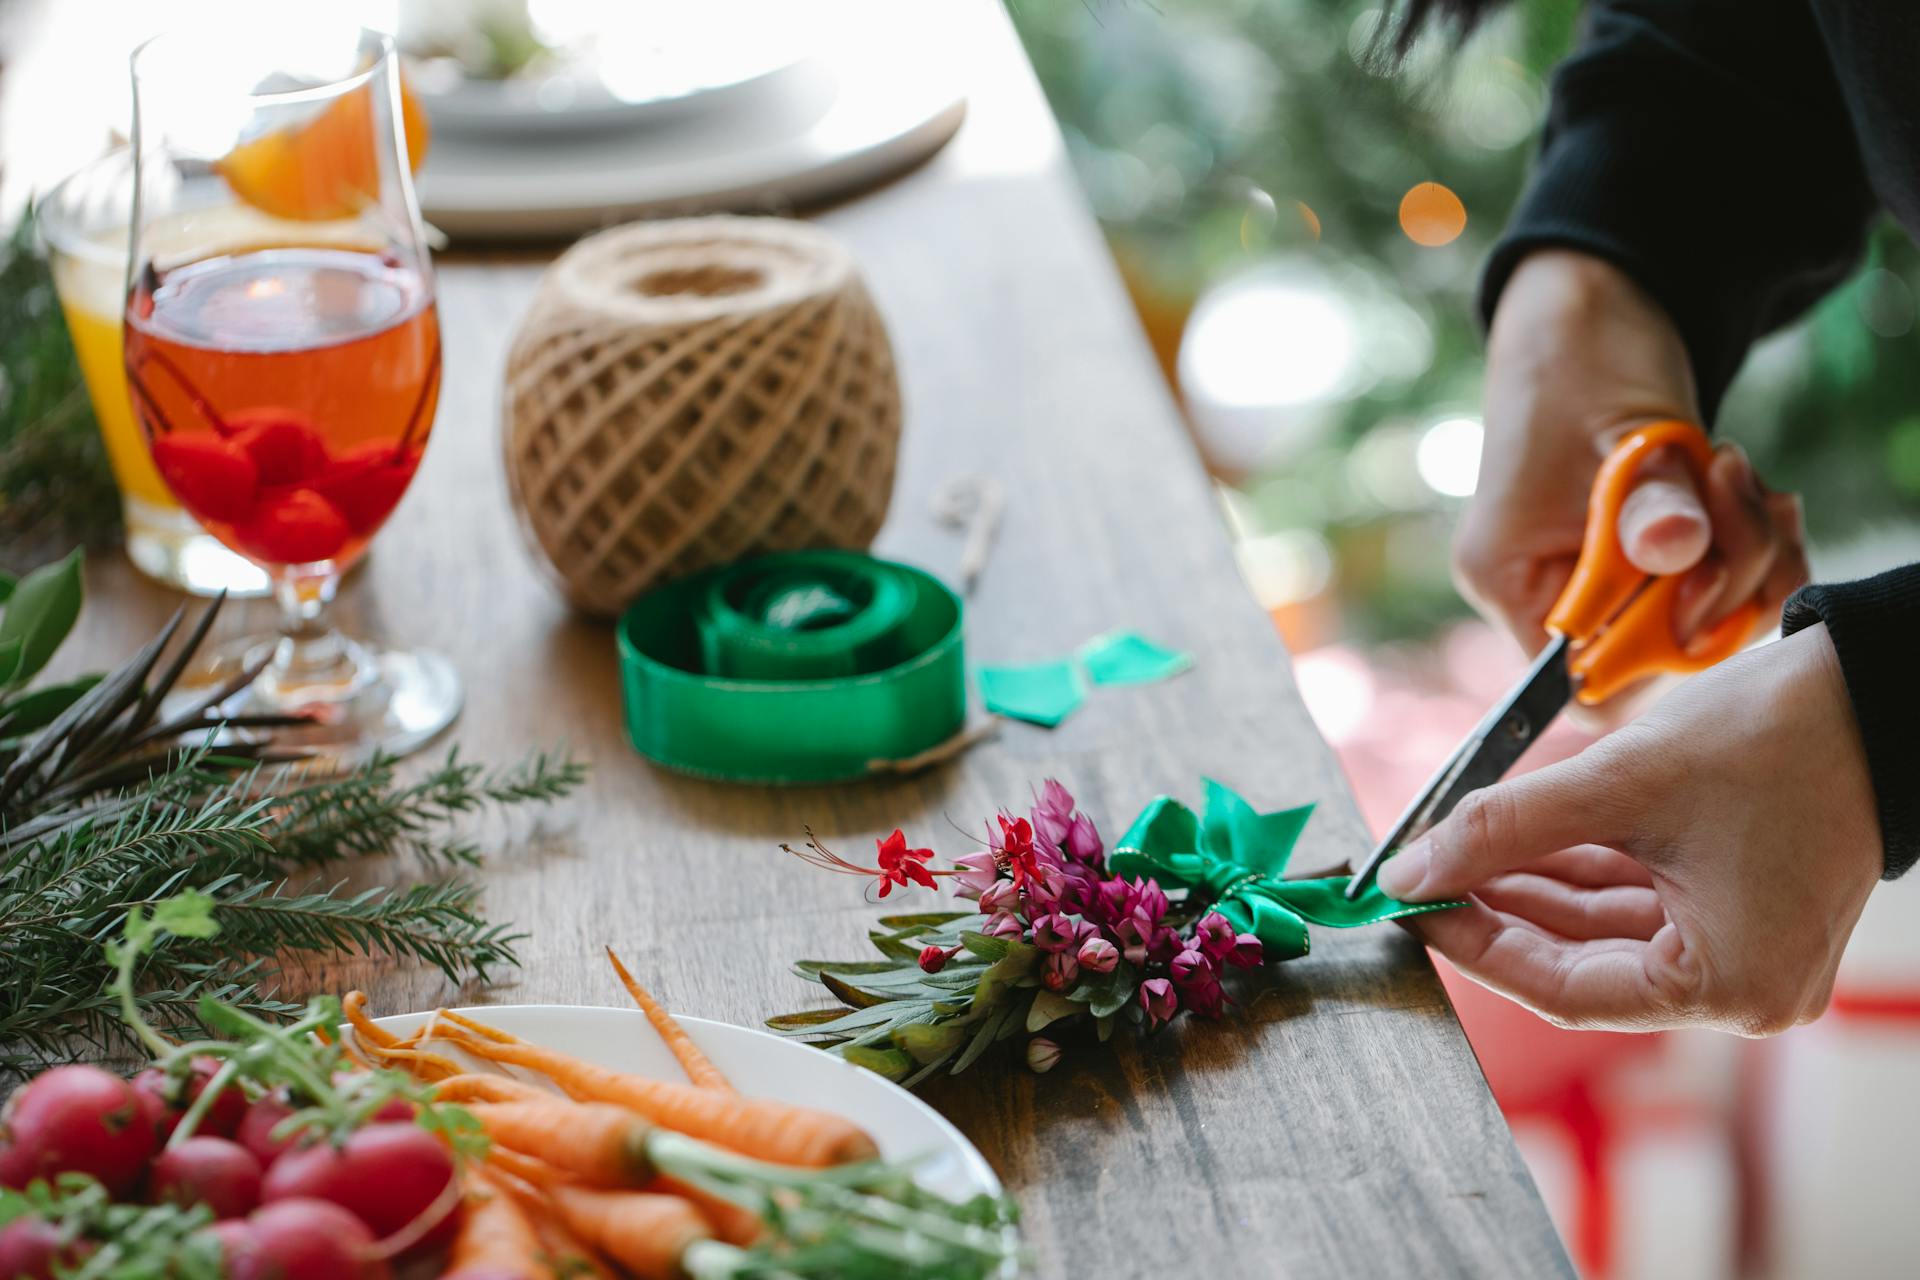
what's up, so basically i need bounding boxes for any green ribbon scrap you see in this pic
[1108,778,1457,959]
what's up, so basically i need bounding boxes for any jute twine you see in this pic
[503,216,902,616]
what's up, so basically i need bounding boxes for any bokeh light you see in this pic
[1415,415,1484,497]
[1180,264,1361,409]
[1399,181,1467,247]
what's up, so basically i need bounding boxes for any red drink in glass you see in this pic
[125,246,440,572]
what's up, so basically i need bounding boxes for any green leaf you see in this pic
[151,890,221,940]
[0,574,15,605]
[841,1045,915,1080]
[766,1007,860,1032]
[1096,1013,1116,1042]
[1088,961,1139,1018]
[820,971,914,1009]
[768,1002,919,1037]
[0,547,83,685]
[0,639,21,686]
[953,995,1024,1074]
[0,674,100,735]
[873,911,973,930]
[792,959,899,983]
[1026,989,1079,1032]
[959,930,1011,962]
[891,1020,967,1064]
[866,931,927,962]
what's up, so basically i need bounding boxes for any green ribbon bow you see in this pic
[1107,779,1455,959]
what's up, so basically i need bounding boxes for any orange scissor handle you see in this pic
[1543,420,1763,706]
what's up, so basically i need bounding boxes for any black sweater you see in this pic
[1481,0,1920,878]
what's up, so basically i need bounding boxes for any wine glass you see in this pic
[126,19,459,763]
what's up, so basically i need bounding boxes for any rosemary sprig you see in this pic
[0,551,585,1073]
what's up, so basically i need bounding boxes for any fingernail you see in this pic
[1377,838,1433,901]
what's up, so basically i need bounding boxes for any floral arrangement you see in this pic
[771,778,1447,1084]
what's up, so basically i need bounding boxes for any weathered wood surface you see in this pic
[52,4,1569,1276]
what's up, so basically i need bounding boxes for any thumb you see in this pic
[1378,753,1627,902]
[1616,447,1711,576]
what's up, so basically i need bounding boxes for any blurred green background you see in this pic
[1009,0,1920,647]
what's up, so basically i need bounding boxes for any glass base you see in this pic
[168,635,463,769]
[125,498,271,597]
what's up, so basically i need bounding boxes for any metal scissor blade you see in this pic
[1345,634,1573,899]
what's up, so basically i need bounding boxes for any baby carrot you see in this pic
[482,1146,566,1190]
[432,1074,551,1106]
[604,949,733,1093]
[487,1166,615,1280]
[445,1167,551,1280]
[467,1100,654,1187]
[430,1023,877,1167]
[547,1187,711,1280]
[650,1175,762,1248]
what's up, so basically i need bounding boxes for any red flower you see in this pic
[995,815,1042,889]
[874,829,937,898]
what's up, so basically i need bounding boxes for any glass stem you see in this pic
[270,571,368,702]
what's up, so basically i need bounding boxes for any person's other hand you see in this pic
[1380,623,1879,1035]
[1457,250,1810,719]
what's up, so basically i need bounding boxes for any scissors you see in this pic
[1345,419,1761,900]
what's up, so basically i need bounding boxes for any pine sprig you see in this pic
[0,556,586,1073]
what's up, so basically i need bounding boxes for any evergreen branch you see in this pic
[0,568,586,1071]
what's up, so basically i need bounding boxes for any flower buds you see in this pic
[1077,936,1118,974]
[1139,977,1177,1029]
[1026,1036,1062,1074]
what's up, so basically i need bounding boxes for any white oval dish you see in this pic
[367,1004,1003,1205]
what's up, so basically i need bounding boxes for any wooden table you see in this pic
[57,5,1569,1275]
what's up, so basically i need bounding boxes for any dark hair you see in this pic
[1387,0,1517,55]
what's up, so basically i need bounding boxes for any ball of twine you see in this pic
[503,216,902,617]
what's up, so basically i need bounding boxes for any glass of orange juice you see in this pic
[37,151,269,597]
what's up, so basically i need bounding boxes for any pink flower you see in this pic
[1042,951,1080,992]
[1226,932,1264,970]
[1031,779,1076,848]
[984,911,1024,938]
[1026,1036,1062,1074]
[1132,879,1169,924]
[1077,936,1118,974]
[1065,812,1105,868]
[1113,917,1152,966]
[1030,912,1078,953]
[979,879,1020,916]
[919,944,960,973]
[1171,946,1216,988]
[950,851,999,899]
[874,829,937,899]
[1139,977,1177,1029]
[1194,913,1237,960]
[1171,946,1227,1019]
[1019,862,1068,917]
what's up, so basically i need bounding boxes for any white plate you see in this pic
[367,1004,1003,1206]
[415,1,965,239]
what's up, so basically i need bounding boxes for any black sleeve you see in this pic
[1782,569,1920,880]
[1480,0,1879,423]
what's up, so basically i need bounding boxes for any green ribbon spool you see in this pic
[618,551,965,783]
[1109,778,1457,959]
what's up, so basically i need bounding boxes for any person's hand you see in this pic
[1457,249,1810,717]
[1380,623,1880,1035]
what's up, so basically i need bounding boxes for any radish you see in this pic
[236,1090,305,1168]
[0,1216,77,1280]
[131,1057,247,1142]
[261,1122,456,1251]
[148,1136,262,1218]
[0,1065,154,1194]
[234,1199,389,1280]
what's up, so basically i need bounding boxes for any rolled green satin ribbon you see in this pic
[1109,778,1458,958]
[618,551,966,784]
